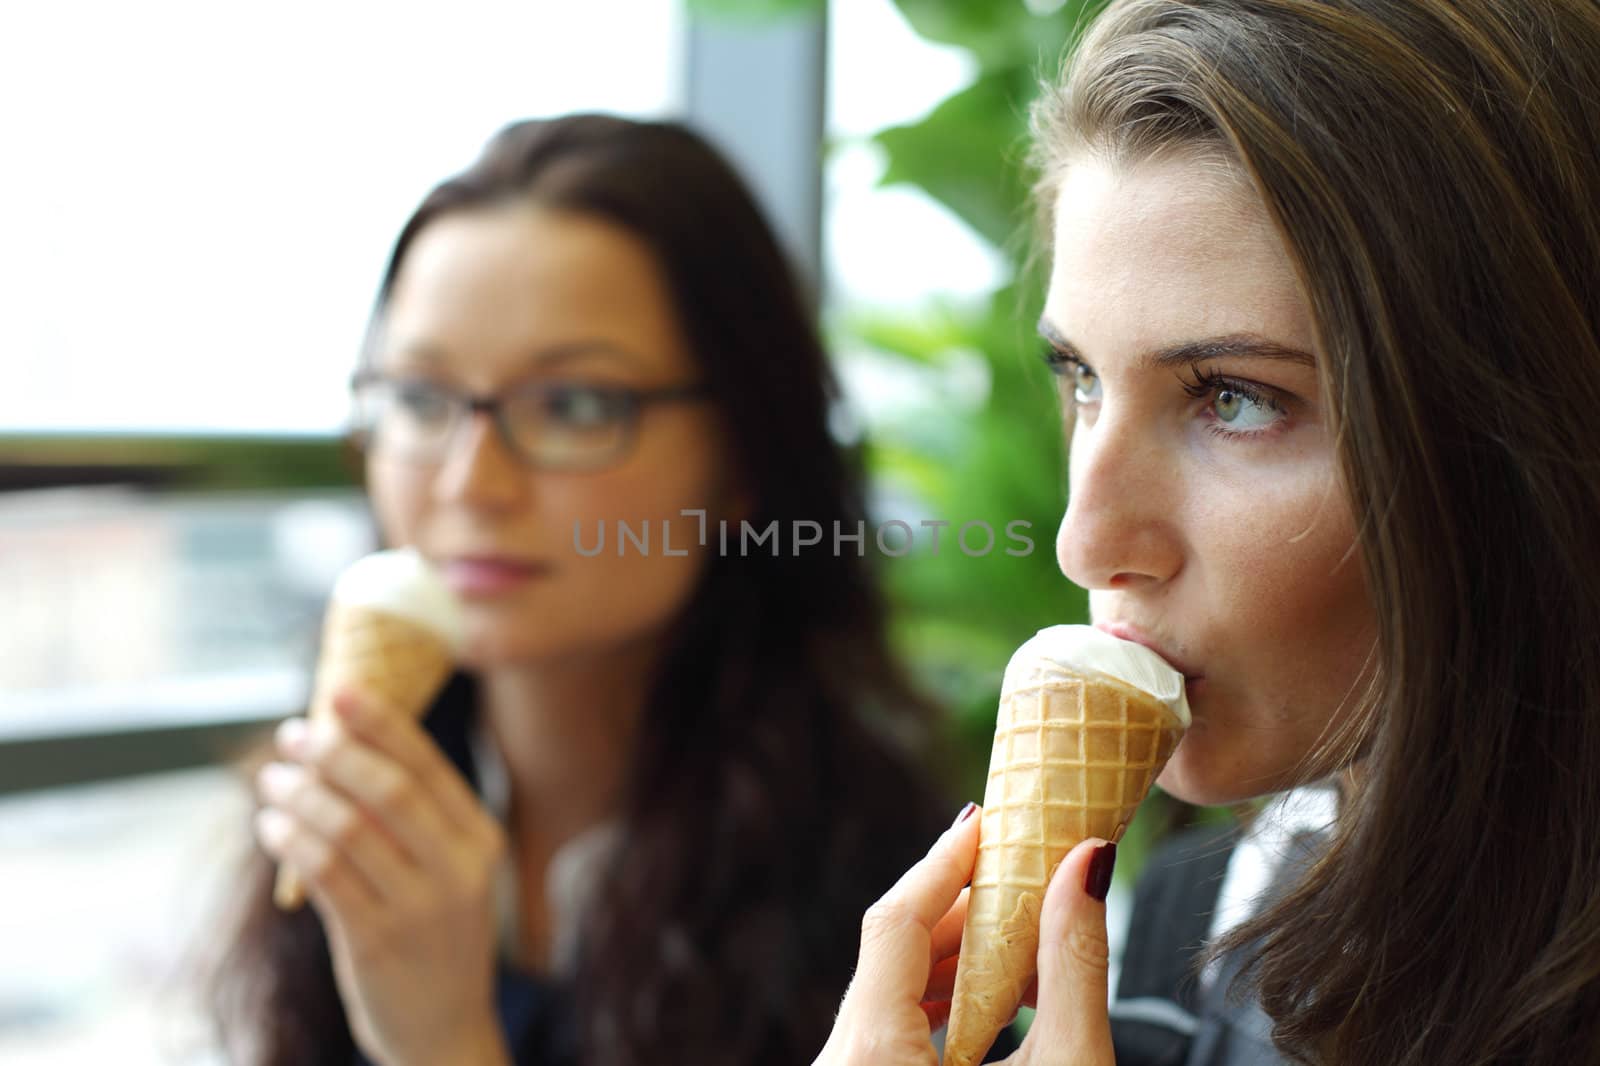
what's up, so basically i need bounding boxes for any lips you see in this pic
[1093,621,1203,681]
[441,555,551,596]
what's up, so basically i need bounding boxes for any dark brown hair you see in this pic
[1033,1,1600,1062]
[205,114,949,1065]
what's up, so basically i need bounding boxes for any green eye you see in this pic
[1074,362,1102,404]
[1216,389,1242,421]
[1211,385,1277,429]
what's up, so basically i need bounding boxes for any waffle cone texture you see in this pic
[272,601,455,910]
[941,667,1185,1065]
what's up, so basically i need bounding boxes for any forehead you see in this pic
[381,203,691,376]
[1046,150,1314,356]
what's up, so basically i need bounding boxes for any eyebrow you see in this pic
[383,338,645,369]
[1036,317,1317,371]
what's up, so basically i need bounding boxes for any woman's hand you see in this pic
[814,805,1116,1066]
[253,690,511,1066]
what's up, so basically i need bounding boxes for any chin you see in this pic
[455,643,530,672]
[1155,735,1283,808]
[1155,766,1230,808]
[455,619,567,670]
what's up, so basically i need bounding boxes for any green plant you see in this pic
[844,1,1107,791]
[843,0,1216,869]
[694,0,1200,858]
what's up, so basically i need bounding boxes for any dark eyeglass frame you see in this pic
[349,369,711,472]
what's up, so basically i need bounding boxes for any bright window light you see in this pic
[0,1,684,435]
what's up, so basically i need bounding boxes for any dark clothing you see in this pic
[1111,825,1237,1066]
[1110,822,1326,1066]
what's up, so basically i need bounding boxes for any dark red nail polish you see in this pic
[953,801,979,827]
[1084,841,1117,901]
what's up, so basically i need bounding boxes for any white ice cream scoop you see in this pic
[328,547,466,654]
[1004,623,1192,728]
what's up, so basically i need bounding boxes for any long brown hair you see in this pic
[204,115,950,1065]
[1032,1,1600,1062]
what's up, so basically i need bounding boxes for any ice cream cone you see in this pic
[272,602,455,909]
[272,549,463,911]
[942,629,1187,1066]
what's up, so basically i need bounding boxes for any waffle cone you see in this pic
[273,601,455,910]
[942,669,1184,1065]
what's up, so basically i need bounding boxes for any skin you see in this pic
[367,203,736,671]
[1051,150,1377,806]
[254,204,740,1066]
[819,151,1377,1062]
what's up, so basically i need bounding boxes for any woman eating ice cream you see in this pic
[204,115,952,1066]
[819,1,1600,1064]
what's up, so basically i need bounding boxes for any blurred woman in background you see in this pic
[206,114,952,1066]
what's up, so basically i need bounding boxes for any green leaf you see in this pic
[849,0,1142,814]
[888,0,1106,70]
[834,302,974,367]
[686,0,823,20]
[874,68,1039,250]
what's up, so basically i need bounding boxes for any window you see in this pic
[1,7,685,1060]
[1,1,684,434]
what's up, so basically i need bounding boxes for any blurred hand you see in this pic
[813,806,1116,1066]
[254,690,511,1066]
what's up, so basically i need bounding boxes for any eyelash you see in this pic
[1180,366,1287,439]
[1042,347,1289,441]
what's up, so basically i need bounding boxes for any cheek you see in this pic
[1161,480,1374,802]
[1275,543,1375,725]
[1193,465,1364,627]
[535,448,729,639]
[562,422,730,529]
[365,456,424,547]
[1248,504,1368,647]
[1215,500,1370,685]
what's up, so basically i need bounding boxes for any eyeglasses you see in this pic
[350,371,710,471]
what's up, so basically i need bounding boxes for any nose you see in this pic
[1055,412,1183,591]
[432,412,528,512]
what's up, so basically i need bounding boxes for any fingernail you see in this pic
[258,762,299,799]
[952,801,978,827]
[1084,841,1117,902]
[255,807,291,847]
[309,717,341,751]
[276,718,309,756]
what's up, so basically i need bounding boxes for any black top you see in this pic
[1109,823,1327,1066]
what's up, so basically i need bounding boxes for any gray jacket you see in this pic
[1109,790,1336,1066]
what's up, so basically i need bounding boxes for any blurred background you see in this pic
[0,0,1198,1060]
